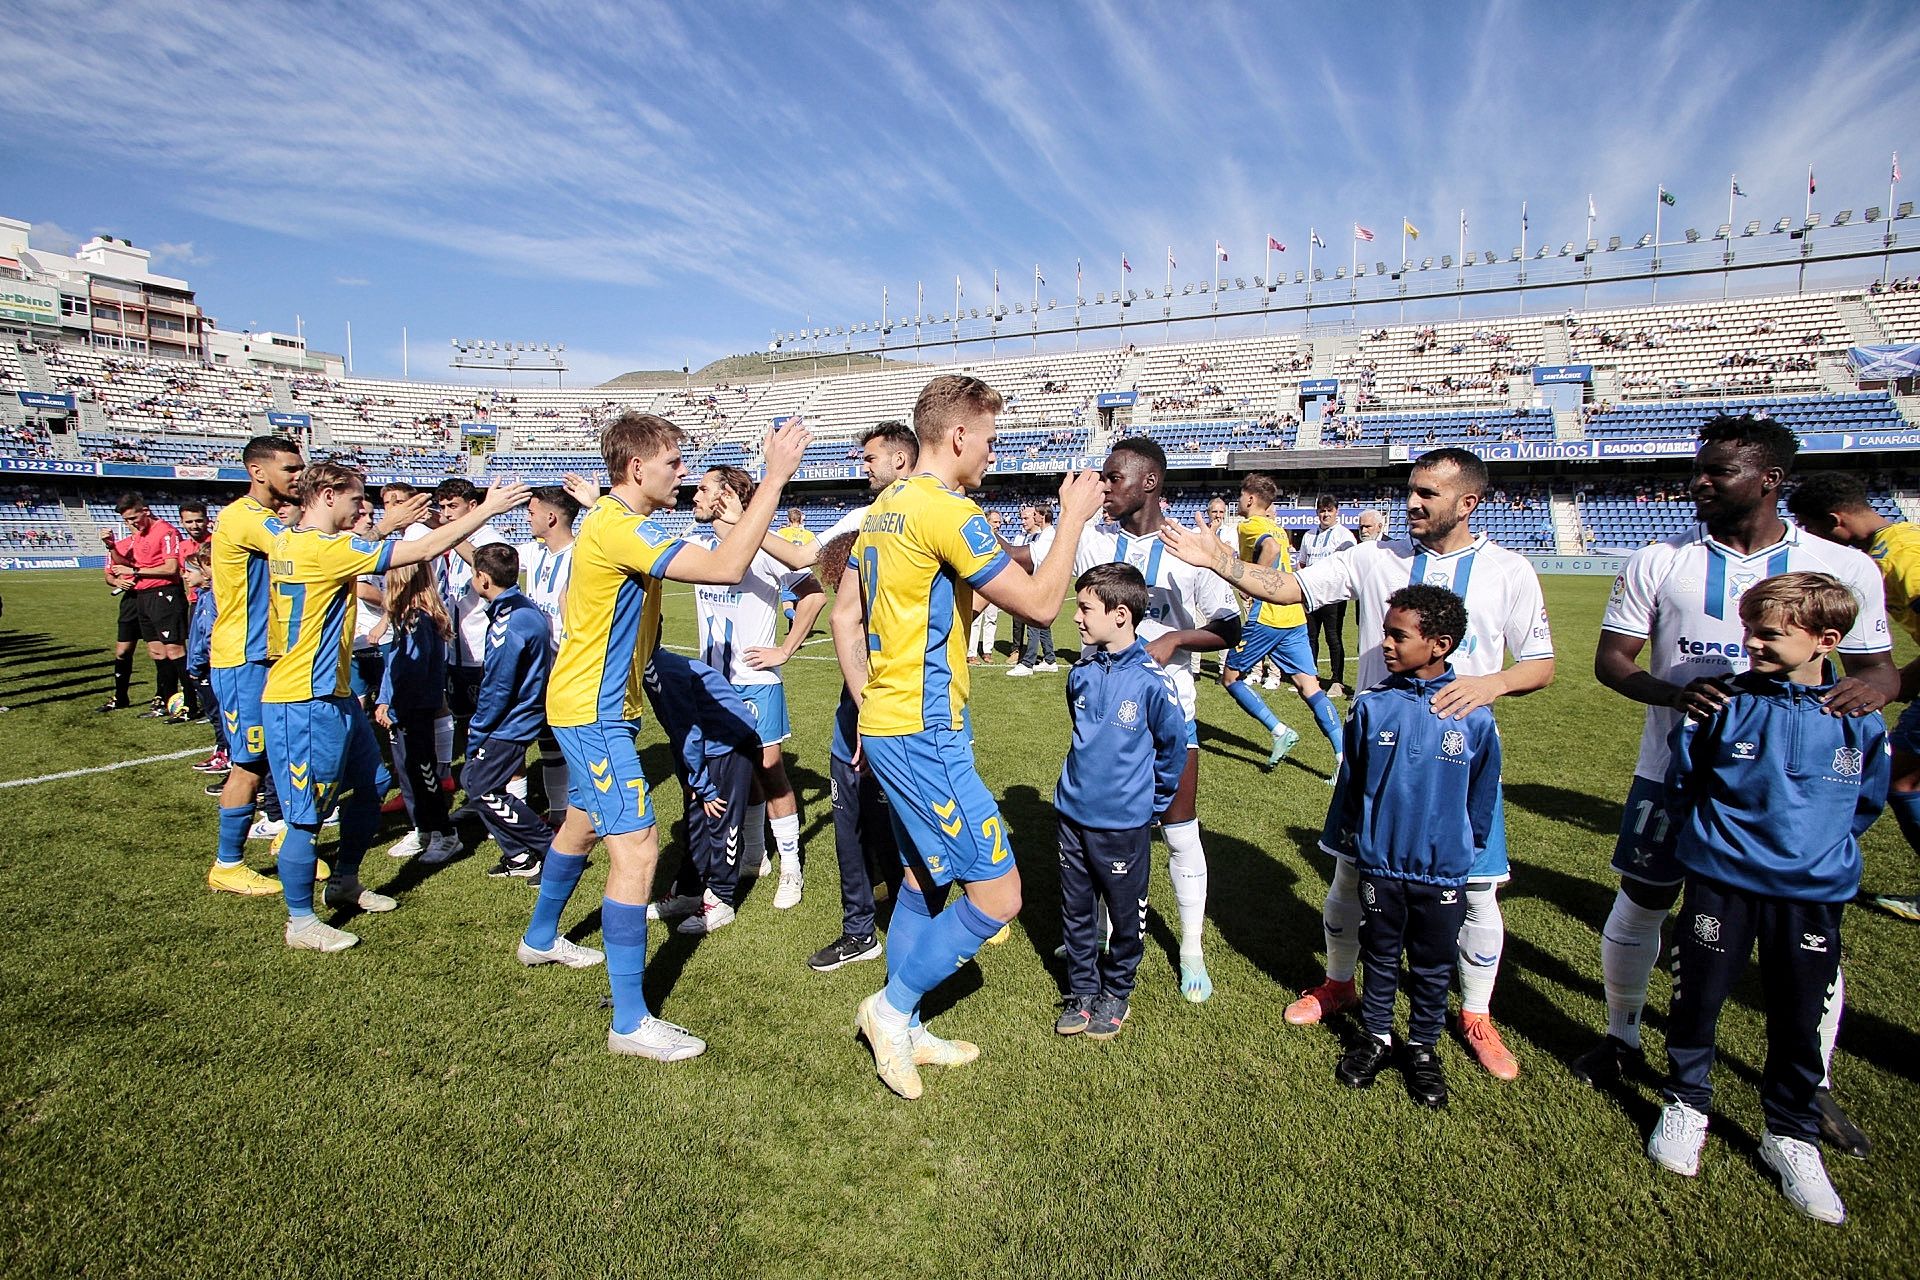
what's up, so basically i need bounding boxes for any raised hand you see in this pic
[1160,518,1226,571]
[376,492,432,535]
[480,481,533,515]
[762,417,812,482]
[560,472,601,507]
[1056,468,1104,526]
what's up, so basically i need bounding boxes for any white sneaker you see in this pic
[284,916,358,952]
[1646,1100,1710,1176]
[322,879,398,913]
[516,936,604,968]
[419,831,462,865]
[387,830,423,859]
[756,855,772,877]
[648,892,704,922]
[1759,1132,1846,1224]
[1035,661,1059,673]
[774,866,804,909]
[608,1016,706,1061]
[1261,674,1282,690]
[248,816,286,841]
[677,900,737,935]
[1006,664,1033,678]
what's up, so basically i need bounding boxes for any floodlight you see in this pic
[1866,207,1882,223]
[1772,216,1791,233]
[1743,219,1762,235]
[1440,254,1452,268]
[1126,290,1136,301]
[1635,233,1653,248]
[1312,269,1323,282]
[1714,224,1731,240]
[1559,243,1573,256]
[1832,210,1852,226]
[1684,228,1700,243]
[1421,256,1433,269]
[1293,271,1305,283]
[1482,251,1495,265]
[1375,261,1386,275]
[1804,213,1821,229]
[1509,247,1522,261]
[1899,201,1914,219]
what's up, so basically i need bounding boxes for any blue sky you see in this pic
[1,0,1914,384]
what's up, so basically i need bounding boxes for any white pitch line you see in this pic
[0,745,211,790]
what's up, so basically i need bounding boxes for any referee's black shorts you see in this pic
[115,589,140,644]
[134,584,188,645]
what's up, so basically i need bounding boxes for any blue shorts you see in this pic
[1225,621,1317,677]
[862,727,1014,886]
[734,681,791,747]
[1890,700,1920,756]
[1611,774,1683,886]
[263,695,381,826]
[211,661,270,766]
[553,720,656,837]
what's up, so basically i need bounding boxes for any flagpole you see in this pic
[1264,239,1272,336]
[1805,165,1813,226]
[1305,229,1315,327]
[1211,242,1219,339]
[1886,154,1900,284]
[1349,229,1357,325]
[1518,202,1528,315]
[991,268,999,358]
[1032,265,1040,354]
[916,280,923,353]
[1456,210,1465,320]
[952,277,960,360]
[1653,186,1663,304]
[1164,247,1173,343]
[881,285,888,361]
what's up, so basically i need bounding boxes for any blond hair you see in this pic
[383,562,452,643]
[912,374,1003,448]
[1738,571,1859,637]
[601,412,685,484]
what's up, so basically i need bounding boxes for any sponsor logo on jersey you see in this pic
[1677,635,1744,658]
[1377,730,1396,746]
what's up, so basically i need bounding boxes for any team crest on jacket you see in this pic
[1118,699,1139,726]
[1693,914,1722,943]
[1832,747,1863,778]
[1441,729,1466,757]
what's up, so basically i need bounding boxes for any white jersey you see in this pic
[1026,525,1057,564]
[1299,523,1357,569]
[1601,521,1891,781]
[352,574,384,652]
[1297,533,1554,692]
[1077,524,1239,727]
[820,503,870,542]
[690,531,809,687]
[446,524,509,667]
[516,539,574,653]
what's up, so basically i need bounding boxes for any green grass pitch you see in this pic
[1,570,1915,1277]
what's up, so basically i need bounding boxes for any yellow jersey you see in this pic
[208,496,283,668]
[1869,520,1920,647]
[546,495,684,728]
[1238,515,1307,629]
[776,525,817,547]
[854,474,1009,737]
[263,527,395,703]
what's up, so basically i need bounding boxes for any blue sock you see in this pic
[887,884,935,1028]
[1306,691,1343,754]
[523,847,587,949]
[374,762,393,796]
[216,805,252,866]
[1227,678,1281,733]
[602,897,651,1035]
[883,896,1004,1016]
[1888,790,1920,854]
[278,824,321,919]
[335,795,377,879]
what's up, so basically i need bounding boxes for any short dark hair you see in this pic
[1075,561,1148,627]
[862,420,919,463]
[1315,494,1339,513]
[1240,473,1279,506]
[434,478,481,505]
[530,485,583,525]
[1386,583,1468,648]
[115,492,146,514]
[1699,414,1800,474]
[473,542,519,588]
[1786,471,1870,522]
[242,434,301,465]
[1108,436,1166,476]
[1412,447,1489,498]
[705,465,755,506]
[179,500,208,517]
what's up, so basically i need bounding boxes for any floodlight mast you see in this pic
[450,338,571,388]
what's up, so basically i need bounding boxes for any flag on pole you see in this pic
[1353,224,1375,242]
[1167,247,1177,269]
[1122,255,1132,273]
[955,275,963,297]
[1460,210,1469,234]
[1808,167,1816,195]
[1267,235,1285,252]
[1076,258,1083,289]
[1660,186,1676,206]
[1731,177,1747,198]
[1215,241,1229,262]
[1310,231,1327,248]
[1402,220,1420,240]
[1521,202,1528,232]
[1895,151,1903,183]
[1035,264,1046,286]
[1587,194,1596,220]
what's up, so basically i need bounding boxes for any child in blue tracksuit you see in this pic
[375,563,456,860]
[463,545,554,880]
[184,552,222,754]
[1648,572,1890,1226]
[1322,584,1499,1108]
[1054,563,1188,1041]
[643,647,762,934]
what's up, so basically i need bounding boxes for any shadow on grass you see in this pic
[1503,781,1622,837]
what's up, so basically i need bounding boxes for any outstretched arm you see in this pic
[664,422,811,586]
[1160,518,1304,605]
[974,473,1104,625]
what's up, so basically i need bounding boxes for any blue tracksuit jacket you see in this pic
[1323,668,1501,887]
[377,614,448,713]
[470,587,552,741]
[186,590,217,680]
[1667,672,1890,903]
[643,649,761,803]
[1055,639,1188,829]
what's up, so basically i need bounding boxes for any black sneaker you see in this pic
[1569,1034,1648,1088]
[487,853,541,879]
[1337,1035,1393,1088]
[807,932,883,972]
[1055,994,1095,1036]
[98,695,126,714]
[1086,993,1129,1041]
[203,780,227,797]
[1403,1043,1449,1109]
[1814,1087,1872,1159]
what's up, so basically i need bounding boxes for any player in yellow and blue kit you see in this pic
[1222,472,1344,768]
[206,435,304,896]
[847,373,1104,1099]
[262,460,529,952]
[515,411,811,1062]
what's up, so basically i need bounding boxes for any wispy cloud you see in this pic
[148,240,207,267]
[333,276,371,287]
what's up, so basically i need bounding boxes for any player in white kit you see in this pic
[1012,437,1240,1001]
[690,465,825,910]
[1575,416,1894,1157]
[1163,448,1554,1079]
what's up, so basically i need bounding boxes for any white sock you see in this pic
[742,801,767,867]
[433,714,454,771]
[1600,889,1668,1049]
[1457,883,1504,1016]
[506,774,528,800]
[1162,819,1207,958]
[541,758,569,818]
[1818,967,1844,1089]
[1324,857,1362,983]
[771,811,801,867]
